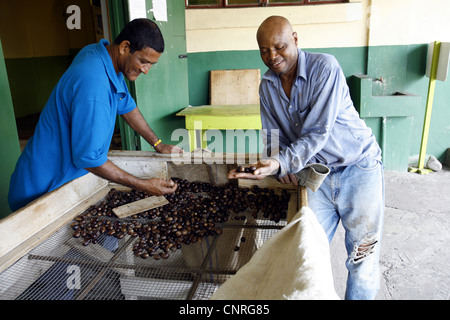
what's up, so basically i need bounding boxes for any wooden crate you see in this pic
[0,151,300,300]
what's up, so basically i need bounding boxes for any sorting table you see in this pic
[176,104,262,151]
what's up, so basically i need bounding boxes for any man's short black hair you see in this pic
[114,18,165,53]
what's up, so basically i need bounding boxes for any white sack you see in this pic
[211,206,339,300]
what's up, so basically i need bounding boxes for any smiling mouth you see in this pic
[271,60,283,68]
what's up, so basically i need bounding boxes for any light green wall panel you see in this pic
[134,0,190,151]
[0,39,21,217]
[366,44,450,163]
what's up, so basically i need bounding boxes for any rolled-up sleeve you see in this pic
[117,89,137,115]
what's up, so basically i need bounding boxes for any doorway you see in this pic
[0,0,112,151]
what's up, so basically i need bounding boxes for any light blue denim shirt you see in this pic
[259,48,381,177]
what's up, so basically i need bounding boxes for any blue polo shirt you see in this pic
[8,39,136,211]
[260,49,381,177]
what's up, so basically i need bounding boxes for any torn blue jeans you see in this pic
[307,158,385,300]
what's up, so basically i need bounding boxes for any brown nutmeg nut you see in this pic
[72,231,81,238]
[71,177,291,256]
[238,165,256,173]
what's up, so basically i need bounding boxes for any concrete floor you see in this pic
[329,166,450,300]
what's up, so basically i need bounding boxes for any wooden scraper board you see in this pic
[112,196,169,219]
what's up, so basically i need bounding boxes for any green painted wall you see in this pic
[134,0,190,152]
[186,44,450,165]
[0,40,21,217]
[187,47,367,105]
[366,44,450,163]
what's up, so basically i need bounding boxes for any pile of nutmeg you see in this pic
[70,178,290,260]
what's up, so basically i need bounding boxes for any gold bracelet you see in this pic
[152,139,162,149]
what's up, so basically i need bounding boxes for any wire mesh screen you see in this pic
[0,179,291,300]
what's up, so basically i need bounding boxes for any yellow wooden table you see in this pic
[176,104,262,151]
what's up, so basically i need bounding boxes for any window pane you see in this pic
[227,0,261,5]
[187,0,221,6]
[269,0,304,3]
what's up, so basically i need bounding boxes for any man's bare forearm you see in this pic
[121,107,184,154]
[86,160,177,196]
[86,160,145,190]
[121,107,159,147]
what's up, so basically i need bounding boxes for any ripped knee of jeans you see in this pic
[350,234,379,263]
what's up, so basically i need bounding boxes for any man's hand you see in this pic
[139,178,178,196]
[228,159,280,180]
[277,174,298,187]
[155,142,184,154]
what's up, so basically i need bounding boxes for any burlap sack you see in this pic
[211,206,339,300]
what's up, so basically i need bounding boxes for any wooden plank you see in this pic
[238,176,297,190]
[286,190,299,224]
[109,155,168,180]
[210,69,260,105]
[0,183,110,273]
[112,196,169,218]
[0,173,108,261]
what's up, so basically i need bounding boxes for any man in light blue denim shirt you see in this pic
[228,16,385,300]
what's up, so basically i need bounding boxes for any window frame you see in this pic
[185,0,347,9]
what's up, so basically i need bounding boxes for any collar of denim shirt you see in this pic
[261,48,307,84]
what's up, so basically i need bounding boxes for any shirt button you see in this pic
[289,105,292,109]
[295,123,299,127]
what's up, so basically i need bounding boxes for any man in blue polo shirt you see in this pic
[8,18,180,212]
[228,16,385,300]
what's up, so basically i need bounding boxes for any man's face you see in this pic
[118,42,162,81]
[257,26,298,76]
